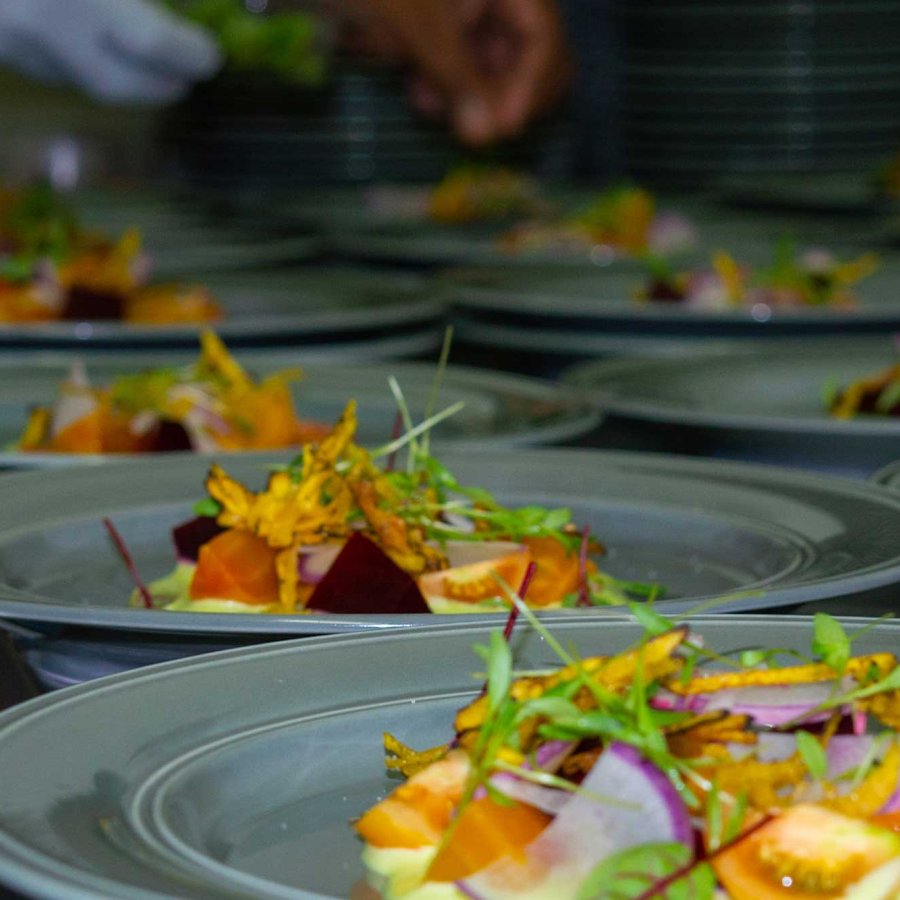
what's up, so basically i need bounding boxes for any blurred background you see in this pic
[2,0,897,191]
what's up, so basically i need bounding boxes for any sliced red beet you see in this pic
[62,287,125,320]
[307,533,430,614]
[172,516,226,562]
[152,420,194,452]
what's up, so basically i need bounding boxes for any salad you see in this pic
[427,166,545,225]
[638,242,879,311]
[18,331,327,454]
[356,605,900,899]
[123,399,656,614]
[826,365,900,419]
[499,186,696,260]
[0,185,221,324]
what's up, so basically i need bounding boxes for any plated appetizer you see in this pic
[827,363,900,419]
[357,608,900,899]
[0,185,221,324]
[638,242,879,311]
[18,331,327,454]
[127,401,654,614]
[499,186,696,260]
[427,166,544,225]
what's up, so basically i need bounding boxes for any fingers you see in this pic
[489,0,572,138]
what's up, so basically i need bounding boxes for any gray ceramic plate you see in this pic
[0,268,444,349]
[871,458,900,489]
[1,615,898,899]
[447,260,900,335]
[562,338,900,477]
[0,359,600,469]
[2,449,900,638]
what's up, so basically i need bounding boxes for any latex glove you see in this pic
[341,0,571,145]
[0,0,221,103]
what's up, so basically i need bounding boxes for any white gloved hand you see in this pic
[0,0,222,103]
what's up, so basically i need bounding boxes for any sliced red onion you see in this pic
[489,774,571,816]
[697,680,839,727]
[881,784,900,813]
[130,251,153,285]
[683,269,730,310]
[652,689,705,713]
[647,212,697,255]
[534,740,574,772]
[50,362,97,437]
[461,742,691,898]
[799,247,835,274]
[297,543,344,584]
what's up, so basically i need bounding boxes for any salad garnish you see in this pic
[638,239,879,311]
[826,364,900,419]
[121,378,659,615]
[428,165,544,225]
[0,183,222,324]
[17,331,327,454]
[356,602,900,899]
[499,185,696,260]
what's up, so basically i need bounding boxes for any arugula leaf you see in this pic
[193,497,222,517]
[627,601,675,637]
[795,731,828,781]
[575,842,714,900]
[812,612,850,674]
[473,631,512,715]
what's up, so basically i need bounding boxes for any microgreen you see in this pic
[795,731,828,781]
[876,380,900,413]
[812,612,851,674]
[576,842,715,900]
[193,497,222,518]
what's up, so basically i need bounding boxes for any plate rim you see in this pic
[561,342,900,437]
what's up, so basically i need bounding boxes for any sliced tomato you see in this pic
[355,751,469,849]
[426,796,551,882]
[522,536,587,607]
[189,529,280,606]
[49,408,103,453]
[418,545,532,605]
[713,805,900,900]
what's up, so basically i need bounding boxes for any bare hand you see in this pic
[341,0,572,145]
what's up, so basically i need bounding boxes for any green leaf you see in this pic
[627,601,675,637]
[821,375,842,408]
[812,612,850,673]
[484,630,512,714]
[575,842,714,900]
[796,730,828,781]
[875,379,900,413]
[193,497,222,517]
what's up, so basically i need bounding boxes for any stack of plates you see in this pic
[617,1,900,182]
